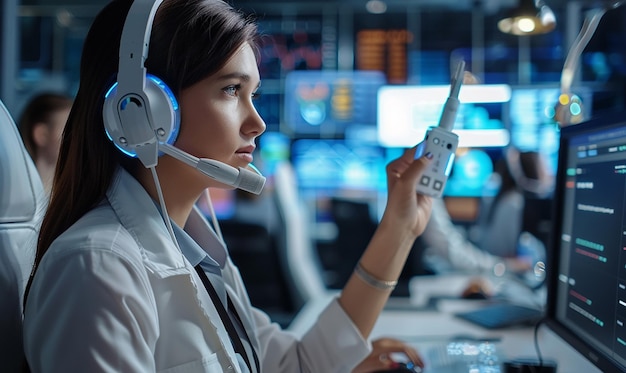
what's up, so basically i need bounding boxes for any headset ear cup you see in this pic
[103,74,180,158]
[506,147,550,197]
[144,74,180,146]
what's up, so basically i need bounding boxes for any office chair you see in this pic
[326,197,377,289]
[272,162,328,312]
[0,99,46,372]
[220,219,297,327]
[327,197,428,296]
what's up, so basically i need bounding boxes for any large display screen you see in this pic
[377,84,511,148]
[283,70,386,137]
[547,111,626,372]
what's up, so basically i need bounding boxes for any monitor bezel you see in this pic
[545,110,626,373]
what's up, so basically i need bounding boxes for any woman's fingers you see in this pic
[351,337,425,372]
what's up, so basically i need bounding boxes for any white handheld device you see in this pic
[415,60,465,198]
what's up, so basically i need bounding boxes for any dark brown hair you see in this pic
[18,92,73,160]
[26,0,259,299]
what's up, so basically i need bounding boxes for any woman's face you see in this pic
[35,106,71,164]
[175,42,265,186]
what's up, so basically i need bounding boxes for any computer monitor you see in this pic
[508,86,593,177]
[283,70,386,137]
[377,84,512,148]
[546,110,626,372]
[290,138,387,194]
[258,131,291,179]
[444,148,497,198]
[290,138,390,224]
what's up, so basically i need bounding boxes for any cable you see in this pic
[534,317,546,370]
[150,166,181,252]
[202,188,226,246]
[150,165,227,255]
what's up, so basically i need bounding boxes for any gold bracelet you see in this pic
[354,262,397,291]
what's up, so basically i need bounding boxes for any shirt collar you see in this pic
[171,220,221,268]
[106,168,227,273]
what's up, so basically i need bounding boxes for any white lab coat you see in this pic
[23,168,370,372]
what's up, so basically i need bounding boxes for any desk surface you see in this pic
[288,274,602,373]
[370,310,601,373]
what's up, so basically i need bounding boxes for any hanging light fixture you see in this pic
[498,0,556,35]
[365,0,387,14]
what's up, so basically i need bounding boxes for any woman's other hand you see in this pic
[352,337,424,373]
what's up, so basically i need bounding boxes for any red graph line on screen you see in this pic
[574,247,608,263]
[569,289,592,305]
[260,35,322,71]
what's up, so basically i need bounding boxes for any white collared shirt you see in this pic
[24,167,371,372]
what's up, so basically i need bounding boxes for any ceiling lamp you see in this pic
[498,0,556,35]
[365,0,387,14]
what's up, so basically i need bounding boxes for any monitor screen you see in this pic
[444,148,497,198]
[290,139,387,194]
[509,87,561,153]
[546,111,626,372]
[197,189,236,220]
[283,70,386,137]
[377,84,511,148]
[258,131,291,179]
[290,138,389,226]
[509,86,593,177]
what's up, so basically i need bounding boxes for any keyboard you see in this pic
[455,303,543,329]
[423,340,503,373]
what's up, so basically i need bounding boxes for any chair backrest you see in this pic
[327,198,377,288]
[0,99,46,372]
[220,218,297,327]
[272,161,328,310]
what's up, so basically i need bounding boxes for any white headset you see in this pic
[102,0,265,195]
[504,147,552,197]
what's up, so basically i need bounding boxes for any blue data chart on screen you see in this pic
[284,71,386,136]
[291,139,387,194]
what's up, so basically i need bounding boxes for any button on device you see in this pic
[433,137,440,145]
[420,175,431,186]
[434,180,443,190]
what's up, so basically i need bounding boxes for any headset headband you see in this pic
[117,0,163,94]
[104,0,179,168]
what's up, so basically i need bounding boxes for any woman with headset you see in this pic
[22,0,432,372]
[478,147,553,260]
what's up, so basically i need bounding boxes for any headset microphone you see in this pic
[159,143,266,195]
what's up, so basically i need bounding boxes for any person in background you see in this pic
[18,92,73,193]
[22,1,432,372]
[419,71,533,278]
[477,147,553,262]
[421,146,551,279]
[420,197,531,276]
